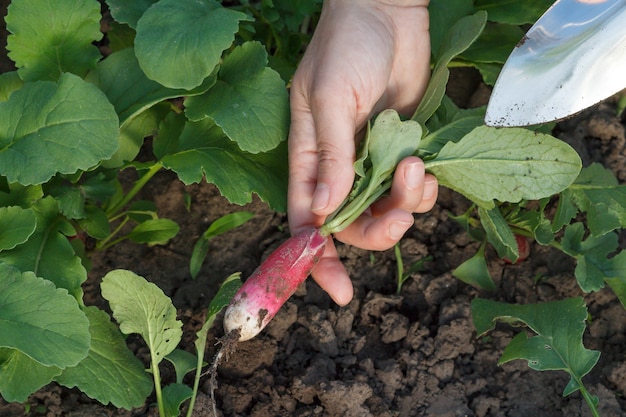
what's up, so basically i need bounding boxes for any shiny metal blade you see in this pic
[485,0,626,127]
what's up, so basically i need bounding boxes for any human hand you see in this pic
[288,0,438,305]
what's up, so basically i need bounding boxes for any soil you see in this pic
[2,3,626,415]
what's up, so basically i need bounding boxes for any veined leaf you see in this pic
[0,197,87,298]
[106,0,158,29]
[561,223,626,293]
[0,264,90,368]
[0,206,36,250]
[425,126,582,208]
[127,218,180,245]
[472,297,600,398]
[0,72,23,102]
[185,41,289,154]
[6,0,102,82]
[155,115,288,212]
[0,348,62,403]
[55,307,153,410]
[478,206,518,261]
[428,0,474,58]
[135,0,251,89]
[101,270,182,364]
[0,73,119,185]
[162,383,193,417]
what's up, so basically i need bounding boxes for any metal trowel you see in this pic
[484,0,626,127]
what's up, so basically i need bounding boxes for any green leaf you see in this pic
[185,41,289,153]
[0,264,90,367]
[0,182,43,208]
[0,206,36,250]
[77,205,111,240]
[0,72,23,102]
[0,197,87,297]
[561,223,625,293]
[106,0,158,29]
[452,242,496,290]
[428,0,474,57]
[135,0,251,89]
[162,383,193,417]
[6,0,102,82]
[413,11,487,124]
[155,115,288,212]
[101,270,183,365]
[472,297,600,398]
[475,0,552,24]
[0,73,119,185]
[425,126,582,208]
[55,307,153,410]
[86,48,216,127]
[0,348,62,403]
[562,163,626,236]
[462,23,524,64]
[165,349,199,385]
[190,212,254,279]
[127,218,180,245]
[478,206,517,261]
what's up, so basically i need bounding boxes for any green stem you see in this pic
[151,356,166,417]
[321,179,392,235]
[186,346,206,417]
[578,380,600,417]
[95,217,129,251]
[106,162,163,218]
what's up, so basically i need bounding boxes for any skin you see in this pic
[288,0,437,306]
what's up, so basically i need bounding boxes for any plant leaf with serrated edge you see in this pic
[155,114,288,212]
[472,297,600,398]
[0,197,87,298]
[185,41,289,154]
[425,126,581,209]
[561,223,625,293]
[0,264,90,368]
[0,73,119,185]
[6,0,102,82]
[55,307,153,410]
[0,206,36,250]
[135,0,251,89]
[101,270,182,364]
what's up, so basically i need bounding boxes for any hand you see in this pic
[288,0,438,305]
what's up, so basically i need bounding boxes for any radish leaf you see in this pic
[135,0,251,89]
[185,41,289,154]
[106,0,158,29]
[55,307,153,410]
[452,241,496,291]
[127,218,180,245]
[0,349,62,403]
[0,206,36,250]
[6,0,102,82]
[472,297,600,399]
[0,73,119,185]
[478,206,518,261]
[101,270,182,364]
[425,126,582,208]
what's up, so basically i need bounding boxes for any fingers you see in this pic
[310,241,354,306]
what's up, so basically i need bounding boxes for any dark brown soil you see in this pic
[1,4,626,415]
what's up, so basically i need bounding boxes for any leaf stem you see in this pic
[151,356,166,417]
[95,217,129,251]
[578,382,600,417]
[106,162,163,218]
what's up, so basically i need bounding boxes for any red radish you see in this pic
[504,234,530,264]
[223,227,327,342]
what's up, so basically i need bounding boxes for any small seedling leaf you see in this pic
[190,212,254,279]
[472,297,600,398]
[162,383,193,417]
[0,73,119,185]
[127,218,180,245]
[135,0,251,89]
[426,126,582,208]
[452,242,496,290]
[165,349,199,385]
[55,307,153,410]
[101,270,183,364]
[185,41,289,154]
[0,264,90,368]
[6,0,102,82]
[0,206,36,250]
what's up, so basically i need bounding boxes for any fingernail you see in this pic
[405,161,424,190]
[423,177,437,199]
[311,183,330,212]
[389,220,413,240]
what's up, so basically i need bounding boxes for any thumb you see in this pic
[309,100,359,216]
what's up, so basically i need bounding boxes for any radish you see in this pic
[223,227,327,342]
[504,234,531,264]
